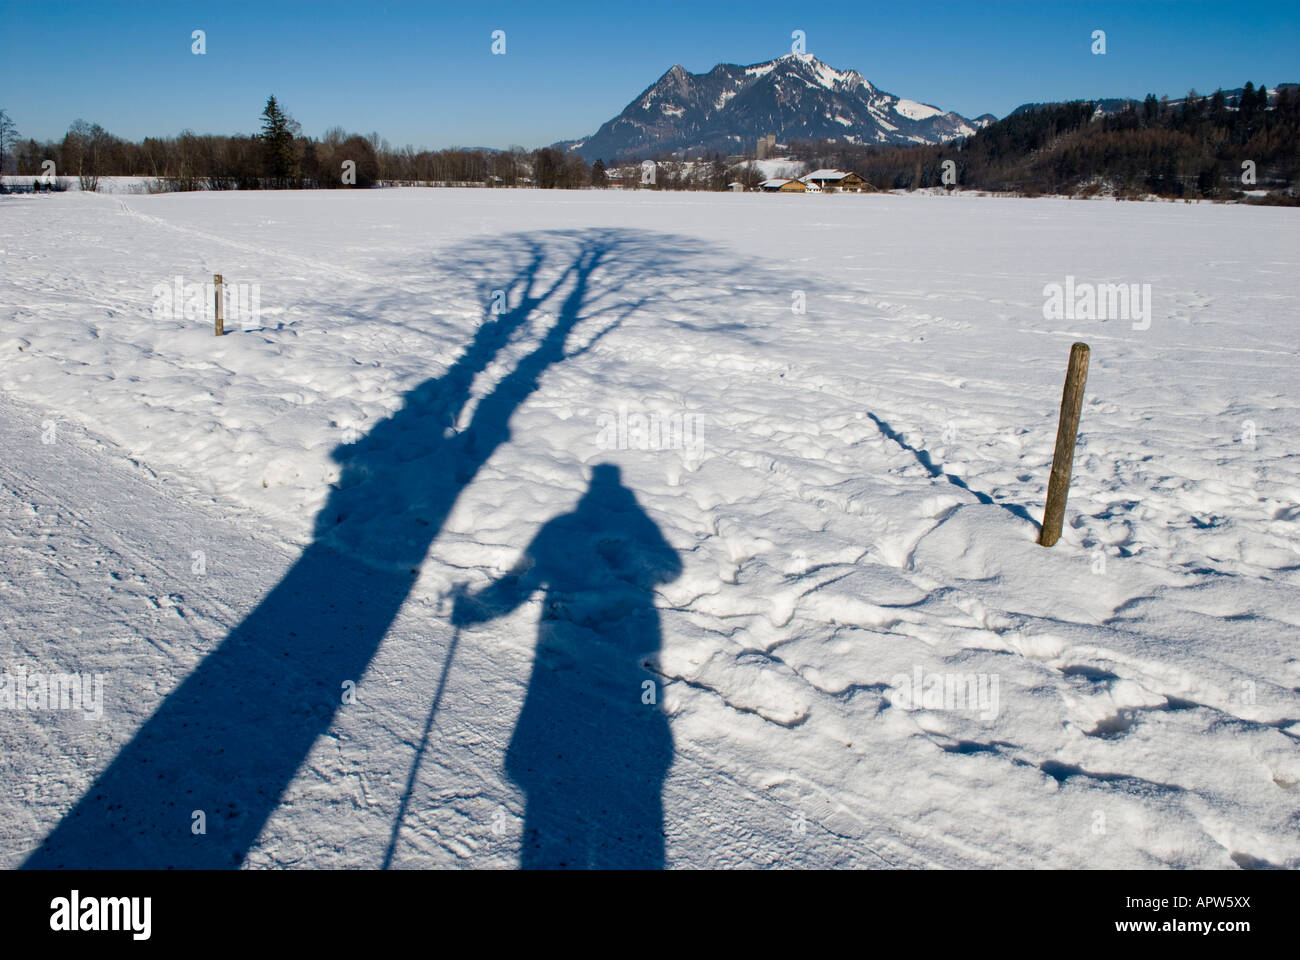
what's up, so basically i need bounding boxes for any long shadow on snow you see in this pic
[23,228,718,869]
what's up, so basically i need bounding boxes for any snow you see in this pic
[810,58,851,91]
[894,98,944,121]
[754,158,806,179]
[869,104,900,132]
[778,52,860,92]
[739,55,874,97]
[2,188,1298,869]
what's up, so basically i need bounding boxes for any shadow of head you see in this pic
[587,461,622,497]
[561,461,683,591]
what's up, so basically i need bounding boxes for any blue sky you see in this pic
[2,1,1297,148]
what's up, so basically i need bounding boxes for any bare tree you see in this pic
[64,119,109,191]
[0,109,17,175]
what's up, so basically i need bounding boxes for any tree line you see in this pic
[0,96,595,191]
[787,83,1299,202]
[3,85,1296,200]
[0,92,732,193]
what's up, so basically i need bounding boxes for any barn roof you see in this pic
[802,169,862,181]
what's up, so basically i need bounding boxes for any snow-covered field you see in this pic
[1,187,1297,869]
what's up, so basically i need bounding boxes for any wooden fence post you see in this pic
[1039,342,1090,547]
[214,274,224,337]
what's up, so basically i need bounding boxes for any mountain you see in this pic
[559,54,993,162]
[1009,97,1135,117]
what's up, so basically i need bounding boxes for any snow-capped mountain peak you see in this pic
[562,54,984,161]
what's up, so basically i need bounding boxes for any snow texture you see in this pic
[1,187,1298,869]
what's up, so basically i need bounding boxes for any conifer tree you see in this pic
[260,95,297,187]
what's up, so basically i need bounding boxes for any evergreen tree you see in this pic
[1210,89,1228,127]
[591,158,607,187]
[260,95,297,187]
[1241,82,1257,122]
[1273,86,1289,123]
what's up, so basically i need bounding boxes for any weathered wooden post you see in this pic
[1039,342,1090,547]
[213,274,224,337]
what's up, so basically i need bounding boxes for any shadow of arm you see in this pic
[450,555,541,626]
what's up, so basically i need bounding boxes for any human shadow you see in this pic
[23,228,727,869]
[451,463,680,869]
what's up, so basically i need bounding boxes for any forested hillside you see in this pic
[790,84,1299,202]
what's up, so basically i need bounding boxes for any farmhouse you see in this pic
[758,178,807,193]
[800,169,870,192]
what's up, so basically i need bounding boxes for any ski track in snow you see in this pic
[1,188,1298,869]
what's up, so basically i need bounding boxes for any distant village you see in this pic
[600,134,874,194]
[749,169,870,193]
[746,133,871,193]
